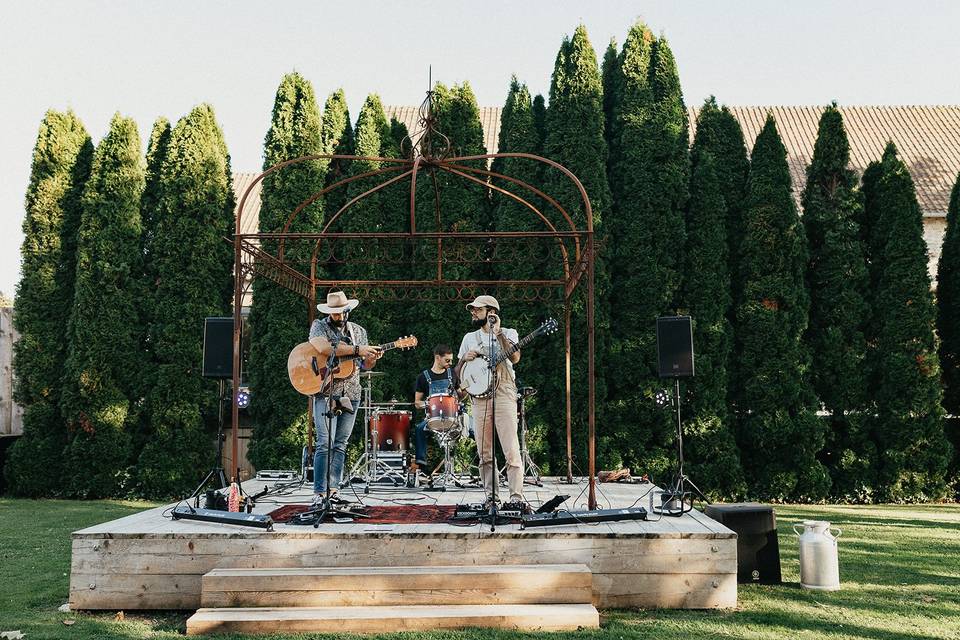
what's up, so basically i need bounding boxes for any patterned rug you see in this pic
[268,503,458,525]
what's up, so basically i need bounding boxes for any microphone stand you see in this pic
[484,314,501,532]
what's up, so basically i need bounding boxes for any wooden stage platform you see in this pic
[70,477,737,613]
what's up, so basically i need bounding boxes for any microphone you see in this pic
[488,313,498,326]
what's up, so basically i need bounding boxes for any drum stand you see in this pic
[344,374,376,489]
[343,372,403,491]
[346,411,407,491]
[427,427,481,490]
[426,430,457,490]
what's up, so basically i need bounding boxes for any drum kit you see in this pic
[341,371,411,490]
[339,370,542,492]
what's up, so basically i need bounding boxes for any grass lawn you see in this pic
[0,498,958,639]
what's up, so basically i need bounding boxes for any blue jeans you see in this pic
[414,419,429,466]
[313,396,358,494]
[414,416,475,467]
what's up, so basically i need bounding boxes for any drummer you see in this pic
[411,344,463,478]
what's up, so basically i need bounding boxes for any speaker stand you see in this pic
[664,377,709,514]
[190,379,230,507]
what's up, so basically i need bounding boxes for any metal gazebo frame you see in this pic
[229,97,600,508]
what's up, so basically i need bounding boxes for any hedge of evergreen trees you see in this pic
[5,20,958,501]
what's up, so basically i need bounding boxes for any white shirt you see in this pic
[458,327,521,383]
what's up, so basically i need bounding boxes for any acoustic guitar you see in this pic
[457,318,558,398]
[288,335,418,396]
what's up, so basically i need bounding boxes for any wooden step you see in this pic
[201,564,593,608]
[186,603,600,635]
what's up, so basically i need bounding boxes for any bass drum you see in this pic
[370,410,411,451]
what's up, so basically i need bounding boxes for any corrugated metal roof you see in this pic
[689,105,960,215]
[233,172,262,235]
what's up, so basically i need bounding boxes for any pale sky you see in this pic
[2,0,959,298]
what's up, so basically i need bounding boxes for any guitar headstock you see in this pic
[537,318,559,336]
[394,335,418,350]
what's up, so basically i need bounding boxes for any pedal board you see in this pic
[172,505,274,530]
[520,506,647,529]
[453,501,531,520]
[255,469,299,480]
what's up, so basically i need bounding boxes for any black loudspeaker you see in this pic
[202,317,234,379]
[705,503,782,584]
[656,315,694,378]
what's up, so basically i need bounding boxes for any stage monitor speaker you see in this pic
[656,315,694,378]
[202,317,234,379]
[705,503,782,584]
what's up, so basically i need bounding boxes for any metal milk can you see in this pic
[793,520,841,590]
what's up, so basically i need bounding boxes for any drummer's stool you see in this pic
[704,502,782,584]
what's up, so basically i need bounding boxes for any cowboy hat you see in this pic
[317,290,359,314]
[465,294,500,311]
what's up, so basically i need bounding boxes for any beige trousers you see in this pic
[472,378,523,501]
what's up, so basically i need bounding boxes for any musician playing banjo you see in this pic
[308,291,382,505]
[458,295,524,505]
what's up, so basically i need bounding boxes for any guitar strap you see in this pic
[475,329,514,384]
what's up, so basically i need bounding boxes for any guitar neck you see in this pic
[377,341,401,352]
[491,330,540,366]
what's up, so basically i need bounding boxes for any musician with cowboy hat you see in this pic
[308,290,382,503]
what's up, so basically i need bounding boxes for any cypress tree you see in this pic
[542,26,612,473]
[801,106,873,499]
[135,117,172,440]
[532,94,546,152]
[736,115,829,501]
[680,150,745,498]
[135,104,234,497]
[491,77,542,216]
[937,172,960,487]
[601,38,619,146]
[689,98,750,298]
[866,143,951,501]
[491,77,551,466]
[141,118,171,277]
[689,98,751,420]
[428,81,488,234]
[606,24,689,476]
[4,110,92,496]
[334,94,411,401]
[246,73,326,472]
[60,114,145,497]
[321,89,354,218]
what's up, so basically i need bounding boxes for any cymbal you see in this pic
[518,387,538,398]
[372,401,413,406]
[360,370,385,377]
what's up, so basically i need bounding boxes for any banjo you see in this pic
[458,318,558,398]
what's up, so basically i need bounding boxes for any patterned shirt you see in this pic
[308,318,369,400]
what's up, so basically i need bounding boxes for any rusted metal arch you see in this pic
[231,146,599,509]
[234,153,411,237]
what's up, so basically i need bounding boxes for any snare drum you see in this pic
[370,410,411,451]
[426,392,460,432]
